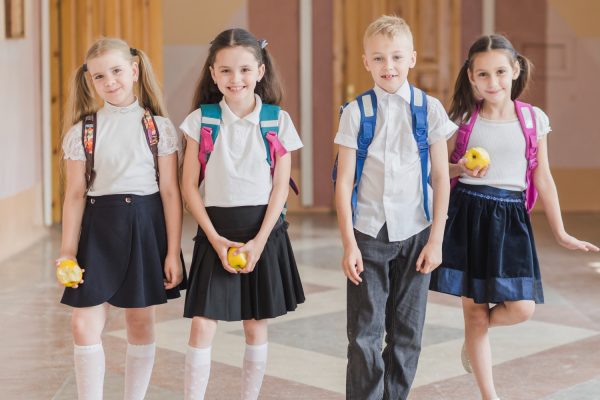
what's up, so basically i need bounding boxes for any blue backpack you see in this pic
[332,85,430,222]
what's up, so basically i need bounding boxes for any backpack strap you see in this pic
[141,108,160,184]
[198,104,222,184]
[410,85,431,221]
[82,113,97,192]
[449,102,481,188]
[514,100,538,213]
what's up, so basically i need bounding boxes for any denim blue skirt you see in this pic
[184,205,305,321]
[61,193,186,308]
[429,183,544,304]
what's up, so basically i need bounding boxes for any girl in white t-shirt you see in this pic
[180,28,304,400]
[429,34,598,400]
[59,38,185,400]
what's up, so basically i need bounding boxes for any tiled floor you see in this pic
[2,212,600,399]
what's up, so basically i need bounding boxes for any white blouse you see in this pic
[335,82,458,242]
[62,100,181,196]
[180,95,303,207]
[459,106,551,191]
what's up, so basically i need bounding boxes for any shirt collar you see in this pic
[219,94,262,126]
[102,97,142,114]
[373,80,411,104]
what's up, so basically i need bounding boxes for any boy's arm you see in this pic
[534,136,598,252]
[416,139,450,273]
[335,145,363,285]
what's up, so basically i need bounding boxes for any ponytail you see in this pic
[512,53,533,100]
[448,61,478,124]
[135,48,167,117]
[256,47,283,105]
[64,64,97,129]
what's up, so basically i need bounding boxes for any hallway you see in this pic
[1,212,599,399]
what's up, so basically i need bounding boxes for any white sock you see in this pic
[184,345,211,400]
[124,342,156,400]
[74,343,105,400]
[241,343,268,400]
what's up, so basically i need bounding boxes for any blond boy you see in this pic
[334,16,456,399]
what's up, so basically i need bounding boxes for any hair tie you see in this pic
[82,63,87,72]
[130,47,138,56]
[258,39,268,49]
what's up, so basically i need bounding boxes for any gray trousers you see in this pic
[346,225,431,400]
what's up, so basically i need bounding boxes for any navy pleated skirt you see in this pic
[430,182,544,304]
[184,205,305,321]
[61,193,186,308]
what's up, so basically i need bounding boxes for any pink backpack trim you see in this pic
[449,101,539,213]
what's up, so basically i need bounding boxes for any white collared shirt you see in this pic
[335,82,457,241]
[62,100,181,196]
[180,94,303,207]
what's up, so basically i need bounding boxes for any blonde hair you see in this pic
[364,15,413,45]
[64,37,167,129]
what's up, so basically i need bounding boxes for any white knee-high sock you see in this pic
[74,343,105,400]
[241,343,268,400]
[185,345,211,400]
[124,342,156,400]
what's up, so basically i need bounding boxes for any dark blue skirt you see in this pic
[61,193,186,308]
[184,205,305,321]
[429,183,544,304]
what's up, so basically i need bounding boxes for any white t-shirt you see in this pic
[62,100,181,196]
[335,82,458,242]
[179,94,303,207]
[459,107,551,191]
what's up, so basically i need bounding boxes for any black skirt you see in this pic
[429,183,544,304]
[61,193,186,308]
[184,205,305,321]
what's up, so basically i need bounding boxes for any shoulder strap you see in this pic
[141,108,160,184]
[82,113,97,192]
[198,104,222,184]
[514,100,538,213]
[410,85,431,221]
[449,103,481,189]
[350,89,377,223]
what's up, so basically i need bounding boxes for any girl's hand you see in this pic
[163,253,183,289]
[556,233,600,252]
[208,234,243,274]
[236,237,267,274]
[55,255,84,288]
[416,241,442,274]
[458,158,490,178]
[342,244,363,285]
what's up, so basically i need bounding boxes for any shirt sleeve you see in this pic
[179,109,203,143]
[62,122,86,161]
[533,106,552,140]
[156,117,183,157]
[277,110,303,152]
[426,96,458,145]
[334,100,361,149]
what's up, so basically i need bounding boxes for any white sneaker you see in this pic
[461,342,473,373]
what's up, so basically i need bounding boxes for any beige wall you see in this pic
[0,1,47,262]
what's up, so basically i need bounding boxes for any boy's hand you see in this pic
[458,158,489,178]
[163,253,183,289]
[416,241,442,274]
[236,237,267,274]
[556,232,600,252]
[208,234,244,274]
[342,244,363,285]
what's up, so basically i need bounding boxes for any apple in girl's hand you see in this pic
[464,147,491,170]
[227,245,247,270]
[56,259,84,287]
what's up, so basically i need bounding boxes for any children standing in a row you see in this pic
[180,28,305,400]
[59,38,185,400]
[429,34,599,400]
[335,16,456,400]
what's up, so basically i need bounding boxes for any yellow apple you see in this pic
[227,245,247,270]
[464,147,491,170]
[56,259,83,287]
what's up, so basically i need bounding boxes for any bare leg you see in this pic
[489,300,535,327]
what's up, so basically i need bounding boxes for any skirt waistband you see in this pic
[455,182,524,202]
[86,192,161,206]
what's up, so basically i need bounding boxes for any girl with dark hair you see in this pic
[180,28,304,400]
[430,34,598,400]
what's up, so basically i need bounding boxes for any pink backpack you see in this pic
[449,101,539,213]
